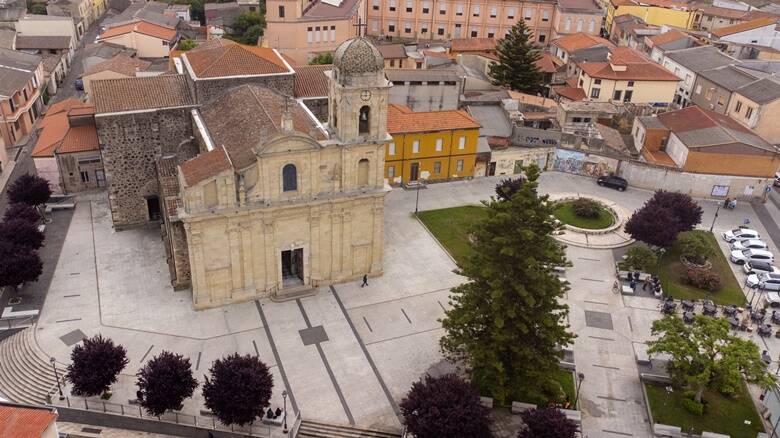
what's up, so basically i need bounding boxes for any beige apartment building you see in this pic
[263,0,365,64]
[0,49,45,147]
[552,0,603,39]
[366,0,557,44]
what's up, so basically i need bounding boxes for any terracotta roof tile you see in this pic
[376,43,406,59]
[180,146,232,186]
[294,64,329,98]
[450,38,497,53]
[200,85,325,170]
[699,6,747,19]
[92,74,195,113]
[552,86,586,101]
[647,30,689,46]
[579,47,679,81]
[0,405,56,438]
[34,98,97,157]
[14,35,71,50]
[387,104,480,134]
[535,53,557,73]
[100,20,178,41]
[183,43,291,78]
[58,124,100,154]
[711,17,778,37]
[553,32,614,53]
[84,53,151,77]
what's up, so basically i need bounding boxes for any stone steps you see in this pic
[297,420,402,438]
[0,325,65,405]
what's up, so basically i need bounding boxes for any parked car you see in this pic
[747,272,780,290]
[596,175,627,191]
[766,291,780,307]
[774,171,780,187]
[743,260,780,275]
[74,78,84,91]
[722,228,760,243]
[730,248,774,265]
[731,239,769,251]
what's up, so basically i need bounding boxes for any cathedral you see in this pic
[93,37,390,309]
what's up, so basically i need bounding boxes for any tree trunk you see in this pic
[694,385,704,403]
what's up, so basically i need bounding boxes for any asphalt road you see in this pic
[51,17,104,102]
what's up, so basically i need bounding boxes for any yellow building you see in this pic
[385,104,480,185]
[605,0,695,35]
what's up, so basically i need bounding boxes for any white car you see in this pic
[748,273,780,291]
[731,239,769,251]
[766,291,780,307]
[730,248,774,265]
[723,228,760,243]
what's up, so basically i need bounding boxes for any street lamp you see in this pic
[282,390,288,434]
[573,372,585,409]
[414,180,426,215]
[709,201,721,233]
[50,357,64,401]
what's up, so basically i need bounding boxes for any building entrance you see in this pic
[281,248,304,287]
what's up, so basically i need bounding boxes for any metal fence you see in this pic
[58,396,283,437]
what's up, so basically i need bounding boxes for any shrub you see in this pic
[571,199,600,219]
[683,268,721,292]
[177,39,197,51]
[682,397,704,415]
[679,232,713,265]
[518,407,578,438]
[624,244,658,271]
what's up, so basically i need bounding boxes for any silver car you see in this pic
[731,239,769,251]
[748,272,780,291]
[730,248,774,265]
[723,228,760,243]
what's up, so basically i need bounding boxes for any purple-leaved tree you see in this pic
[136,351,198,417]
[66,335,129,397]
[202,354,273,426]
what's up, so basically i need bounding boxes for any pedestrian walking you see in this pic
[643,276,651,291]
[361,274,368,287]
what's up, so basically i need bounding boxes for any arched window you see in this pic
[358,159,369,187]
[359,106,370,134]
[282,164,297,192]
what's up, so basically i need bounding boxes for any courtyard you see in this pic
[27,172,780,437]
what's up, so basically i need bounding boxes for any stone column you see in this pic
[341,210,353,279]
[262,217,277,292]
[240,222,254,293]
[186,224,209,307]
[228,226,242,296]
[371,198,384,275]
[331,212,343,277]
[309,208,321,285]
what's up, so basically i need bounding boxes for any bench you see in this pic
[511,402,536,414]
[480,396,493,409]
[702,432,730,438]
[621,285,634,295]
[553,266,566,273]
[560,409,581,425]
[653,424,682,437]
[261,411,286,426]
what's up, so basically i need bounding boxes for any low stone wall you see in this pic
[551,196,622,235]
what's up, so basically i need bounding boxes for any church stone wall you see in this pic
[194,74,295,103]
[97,108,195,228]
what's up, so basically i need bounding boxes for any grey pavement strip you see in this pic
[602,429,633,436]
[63,294,80,298]
[437,300,446,312]
[592,364,621,370]
[140,345,154,362]
[364,326,444,346]
[253,340,259,356]
[753,202,780,251]
[195,351,201,371]
[330,285,402,421]
[295,298,355,426]
[581,277,606,282]
[583,300,609,305]
[69,272,80,275]
[362,316,373,332]
[400,308,412,324]
[588,336,616,341]
[345,287,452,311]
[59,329,86,346]
[55,318,82,323]
[255,300,299,413]
[597,395,627,402]
[627,316,633,332]
[578,257,601,261]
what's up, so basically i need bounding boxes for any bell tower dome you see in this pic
[327,37,391,144]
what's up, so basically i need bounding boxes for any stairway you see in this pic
[0,325,65,405]
[297,420,402,438]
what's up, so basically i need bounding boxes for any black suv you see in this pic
[597,175,628,191]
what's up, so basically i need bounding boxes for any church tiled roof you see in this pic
[92,75,195,113]
[179,146,233,186]
[183,43,291,78]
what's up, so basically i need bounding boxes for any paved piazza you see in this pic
[33,172,779,436]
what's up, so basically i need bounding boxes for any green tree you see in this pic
[230,12,265,45]
[309,52,333,65]
[177,39,198,51]
[488,20,543,94]
[440,165,574,405]
[28,2,47,14]
[648,315,775,403]
[678,232,713,265]
[624,244,658,271]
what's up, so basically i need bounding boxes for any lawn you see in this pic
[654,230,745,306]
[645,383,764,437]
[511,368,576,408]
[416,206,486,264]
[553,201,614,230]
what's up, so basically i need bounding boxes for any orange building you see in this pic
[0,49,45,147]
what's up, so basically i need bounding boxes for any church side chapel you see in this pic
[175,37,391,309]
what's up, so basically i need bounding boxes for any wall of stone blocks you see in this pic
[194,74,295,104]
[96,108,195,228]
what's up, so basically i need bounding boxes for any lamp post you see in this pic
[282,390,288,434]
[709,202,720,233]
[573,372,585,409]
[50,357,64,401]
[414,180,426,215]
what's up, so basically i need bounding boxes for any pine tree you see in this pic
[440,165,574,405]
[488,20,544,94]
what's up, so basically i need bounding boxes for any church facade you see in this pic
[176,37,390,308]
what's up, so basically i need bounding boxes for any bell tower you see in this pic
[328,36,391,145]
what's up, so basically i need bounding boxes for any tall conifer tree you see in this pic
[488,20,544,94]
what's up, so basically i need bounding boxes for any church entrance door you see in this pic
[281,248,304,288]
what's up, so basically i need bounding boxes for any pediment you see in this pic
[254,133,321,157]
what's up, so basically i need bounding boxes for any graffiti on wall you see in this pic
[551,149,619,178]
